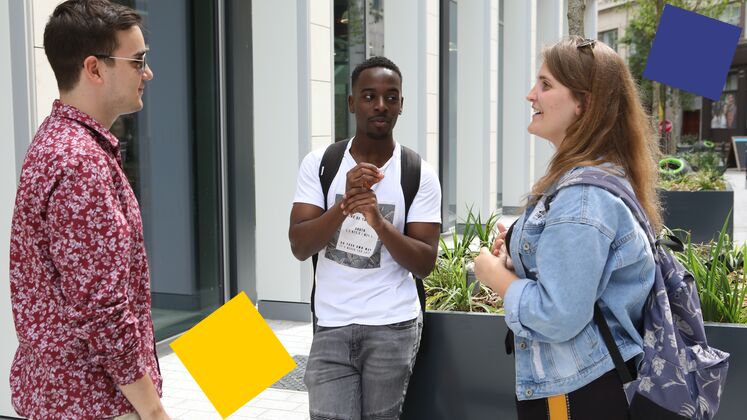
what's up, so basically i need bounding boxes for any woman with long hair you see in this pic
[474,36,661,419]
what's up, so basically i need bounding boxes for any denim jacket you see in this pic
[504,166,655,400]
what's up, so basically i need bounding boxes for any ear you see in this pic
[81,56,105,86]
[348,94,354,113]
[399,97,404,115]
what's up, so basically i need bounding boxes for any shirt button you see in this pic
[523,242,530,251]
[519,341,527,350]
[525,388,534,397]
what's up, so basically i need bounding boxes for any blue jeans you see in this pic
[304,313,423,420]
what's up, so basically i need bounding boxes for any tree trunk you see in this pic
[669,87,682,155]
[653,80,664,152]
[567,0,586,37]
[653,0,668,153]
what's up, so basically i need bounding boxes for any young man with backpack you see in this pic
[289,56,441,419]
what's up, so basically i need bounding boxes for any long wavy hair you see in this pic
[528,36,662,231]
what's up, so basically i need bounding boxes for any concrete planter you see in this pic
[704,322,747,420]
[401,311,515,420]
[402,312,747,420]
[660,187,733,243]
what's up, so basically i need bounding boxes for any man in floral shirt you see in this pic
[8,1,169,419]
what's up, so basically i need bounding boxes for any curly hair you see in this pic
[351,56,402,88]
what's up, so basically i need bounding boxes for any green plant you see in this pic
[424,233,473,312]
[465,207,500,249]
[682,150,723,174]
[423,207,504,313]
[658,142,727,191]
[671,214,747,324]
[658,170,727,191]
[679,134,698,146]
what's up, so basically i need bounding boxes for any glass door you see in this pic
[112,0,224,341]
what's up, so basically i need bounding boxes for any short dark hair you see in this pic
[351,56,402,89]
[43,0,142,91]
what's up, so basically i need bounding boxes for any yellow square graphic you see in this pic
[170,292,297,418]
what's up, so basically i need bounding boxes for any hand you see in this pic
[491,223,508,255]
[345,163,384,192]
[474,247,504,289]
[490,223,514,270]
[117,374,169,420]
[474,247,517,297]
[340,189,385,230]
[141,410,171,420]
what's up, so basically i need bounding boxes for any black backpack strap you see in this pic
[319,139,350,211]
[311,139,350,316]
[400,145,421,222]
[504,220,518,355]
[595,303,634,383]
[399,145,426,313]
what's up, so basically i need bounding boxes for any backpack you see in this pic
[548,169,730,420]
[310,139,426,318]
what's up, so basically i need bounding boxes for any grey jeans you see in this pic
[304,313,423,420]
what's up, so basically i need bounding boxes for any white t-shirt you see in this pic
[293,138,442,327]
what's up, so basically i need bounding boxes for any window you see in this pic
[598,29,618,52]
[440,0,458,230]
[711,72,738,129]
[719,2,741,27]
[497,0,504,210]
[718,2,744,39]
[334,0,385,142]
[112,0,224,341]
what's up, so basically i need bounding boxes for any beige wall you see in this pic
[489,0,499,213]
[426,0,439,171]
[384,0,438,160]
[310,0,334,152]
[597,1,632,62]
[32,0,63,127]
[252,0,336,305]
[455,0,499,219]
[1,1,19,414]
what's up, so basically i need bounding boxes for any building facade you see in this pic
[0,0,598,414]
[596,0,631,60]
[700,2,747,160]
[598,1,747,158]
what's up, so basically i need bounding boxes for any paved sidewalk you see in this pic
[159,320,313,420]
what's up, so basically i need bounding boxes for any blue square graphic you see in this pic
[644,4,741,101]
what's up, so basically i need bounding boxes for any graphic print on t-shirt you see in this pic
[325,194,395,269]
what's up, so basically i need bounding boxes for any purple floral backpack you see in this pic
[553,169,730,420]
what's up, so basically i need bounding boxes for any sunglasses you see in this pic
[94,53,148,74]
[576,39,597,50]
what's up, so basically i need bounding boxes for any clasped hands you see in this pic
[473,222,518,298]
[340,163,386,231]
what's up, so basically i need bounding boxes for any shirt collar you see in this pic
[51,99,120,151]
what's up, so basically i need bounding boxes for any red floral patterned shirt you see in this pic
[9,100,162,419]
